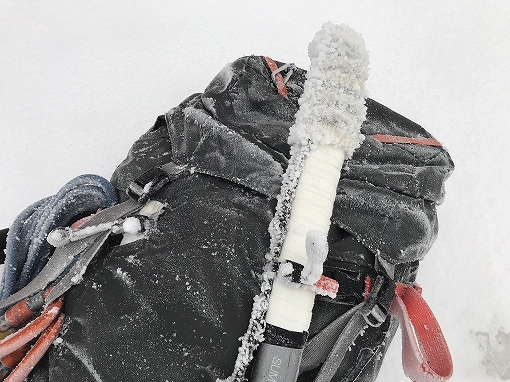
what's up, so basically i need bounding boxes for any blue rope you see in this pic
[0,174,117,306]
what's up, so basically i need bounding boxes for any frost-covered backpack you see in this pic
[0,23,454,382]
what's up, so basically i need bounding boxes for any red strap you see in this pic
[263,56,289,99]
[0,297,63,358]
[5,313,65,382]
[314,275,339,296]
[390,283,453,382]
[70,209,101,229]
[363,276,373,302]
[371,134,442,147]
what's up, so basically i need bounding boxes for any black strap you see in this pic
[126,163,188,203]
[314,308,373,382]
[299,276,395,381]
[0,228,7,264]
[300,303,362,373]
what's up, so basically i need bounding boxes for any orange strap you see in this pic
[314,275,339,296]
[5,314,65,382]
[263,56,289,99]
[371,134,442,147]
[390,283,453,381]
[0,298,63,358]
[0,296,64,382]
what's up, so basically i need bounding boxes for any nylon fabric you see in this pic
[263,56,289,99]
[313,312,370,382]
[300,304,362,373]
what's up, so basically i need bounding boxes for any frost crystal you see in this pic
[220,22,368,382]
[122,217,142,235]
[288,22,369,157]
[301,230,328,285]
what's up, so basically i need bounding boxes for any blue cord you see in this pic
[0,174,117,307]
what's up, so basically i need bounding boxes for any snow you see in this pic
[47,223,115,247]
[289,22,368,155]
[46,227,72,247]
[301,230,329,285]
[278,261,294,281]
[227,24,366,379]
[1,2,510,381]
[121,217,142,235]
[114,268,133,287]
[61,342,105,382]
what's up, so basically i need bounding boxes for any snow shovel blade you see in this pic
[44,230,111,304]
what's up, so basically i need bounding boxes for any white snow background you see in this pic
[1,1,509,381]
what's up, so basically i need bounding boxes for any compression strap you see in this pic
[263,56,289,99]
[299,282,453,382]
[371,134,443,147]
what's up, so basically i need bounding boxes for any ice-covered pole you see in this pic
[251,23,369,381]
[220,22,369,382]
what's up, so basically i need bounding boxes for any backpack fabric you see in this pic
[25,55,454,381]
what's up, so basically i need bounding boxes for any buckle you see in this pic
[362,303,387,327]
[360,275,395,327]
[127,163,187,203]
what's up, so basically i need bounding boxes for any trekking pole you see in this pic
[249,23,369,381]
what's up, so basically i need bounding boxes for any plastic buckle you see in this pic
[360,275,394,328]
[127,163,188,204]
[362,303,387,327]
[127,167,171,204]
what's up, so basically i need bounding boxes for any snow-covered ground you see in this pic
[1,1,509,381]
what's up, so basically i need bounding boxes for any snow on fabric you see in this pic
[2,4,509,381]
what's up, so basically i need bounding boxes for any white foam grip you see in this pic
[265,145,345,332]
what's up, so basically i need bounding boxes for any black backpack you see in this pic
[0,54,454,382]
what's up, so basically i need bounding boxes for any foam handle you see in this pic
[265,145,345,332]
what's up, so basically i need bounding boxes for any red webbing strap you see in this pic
[263,56,289,99]
[5,313,65,382]
[0,298,63,358]
[314,275,339,296]
[390,283,453,382]
[371,134,442,147]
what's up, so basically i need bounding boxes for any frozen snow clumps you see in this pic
[288,22,369,158]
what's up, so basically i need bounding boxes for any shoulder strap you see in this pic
[300,282,453,382]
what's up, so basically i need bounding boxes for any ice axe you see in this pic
[220,22,369,382]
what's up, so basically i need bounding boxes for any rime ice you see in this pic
[301,230,328,285]
[221,22,368,382]
[288,22,369,157]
